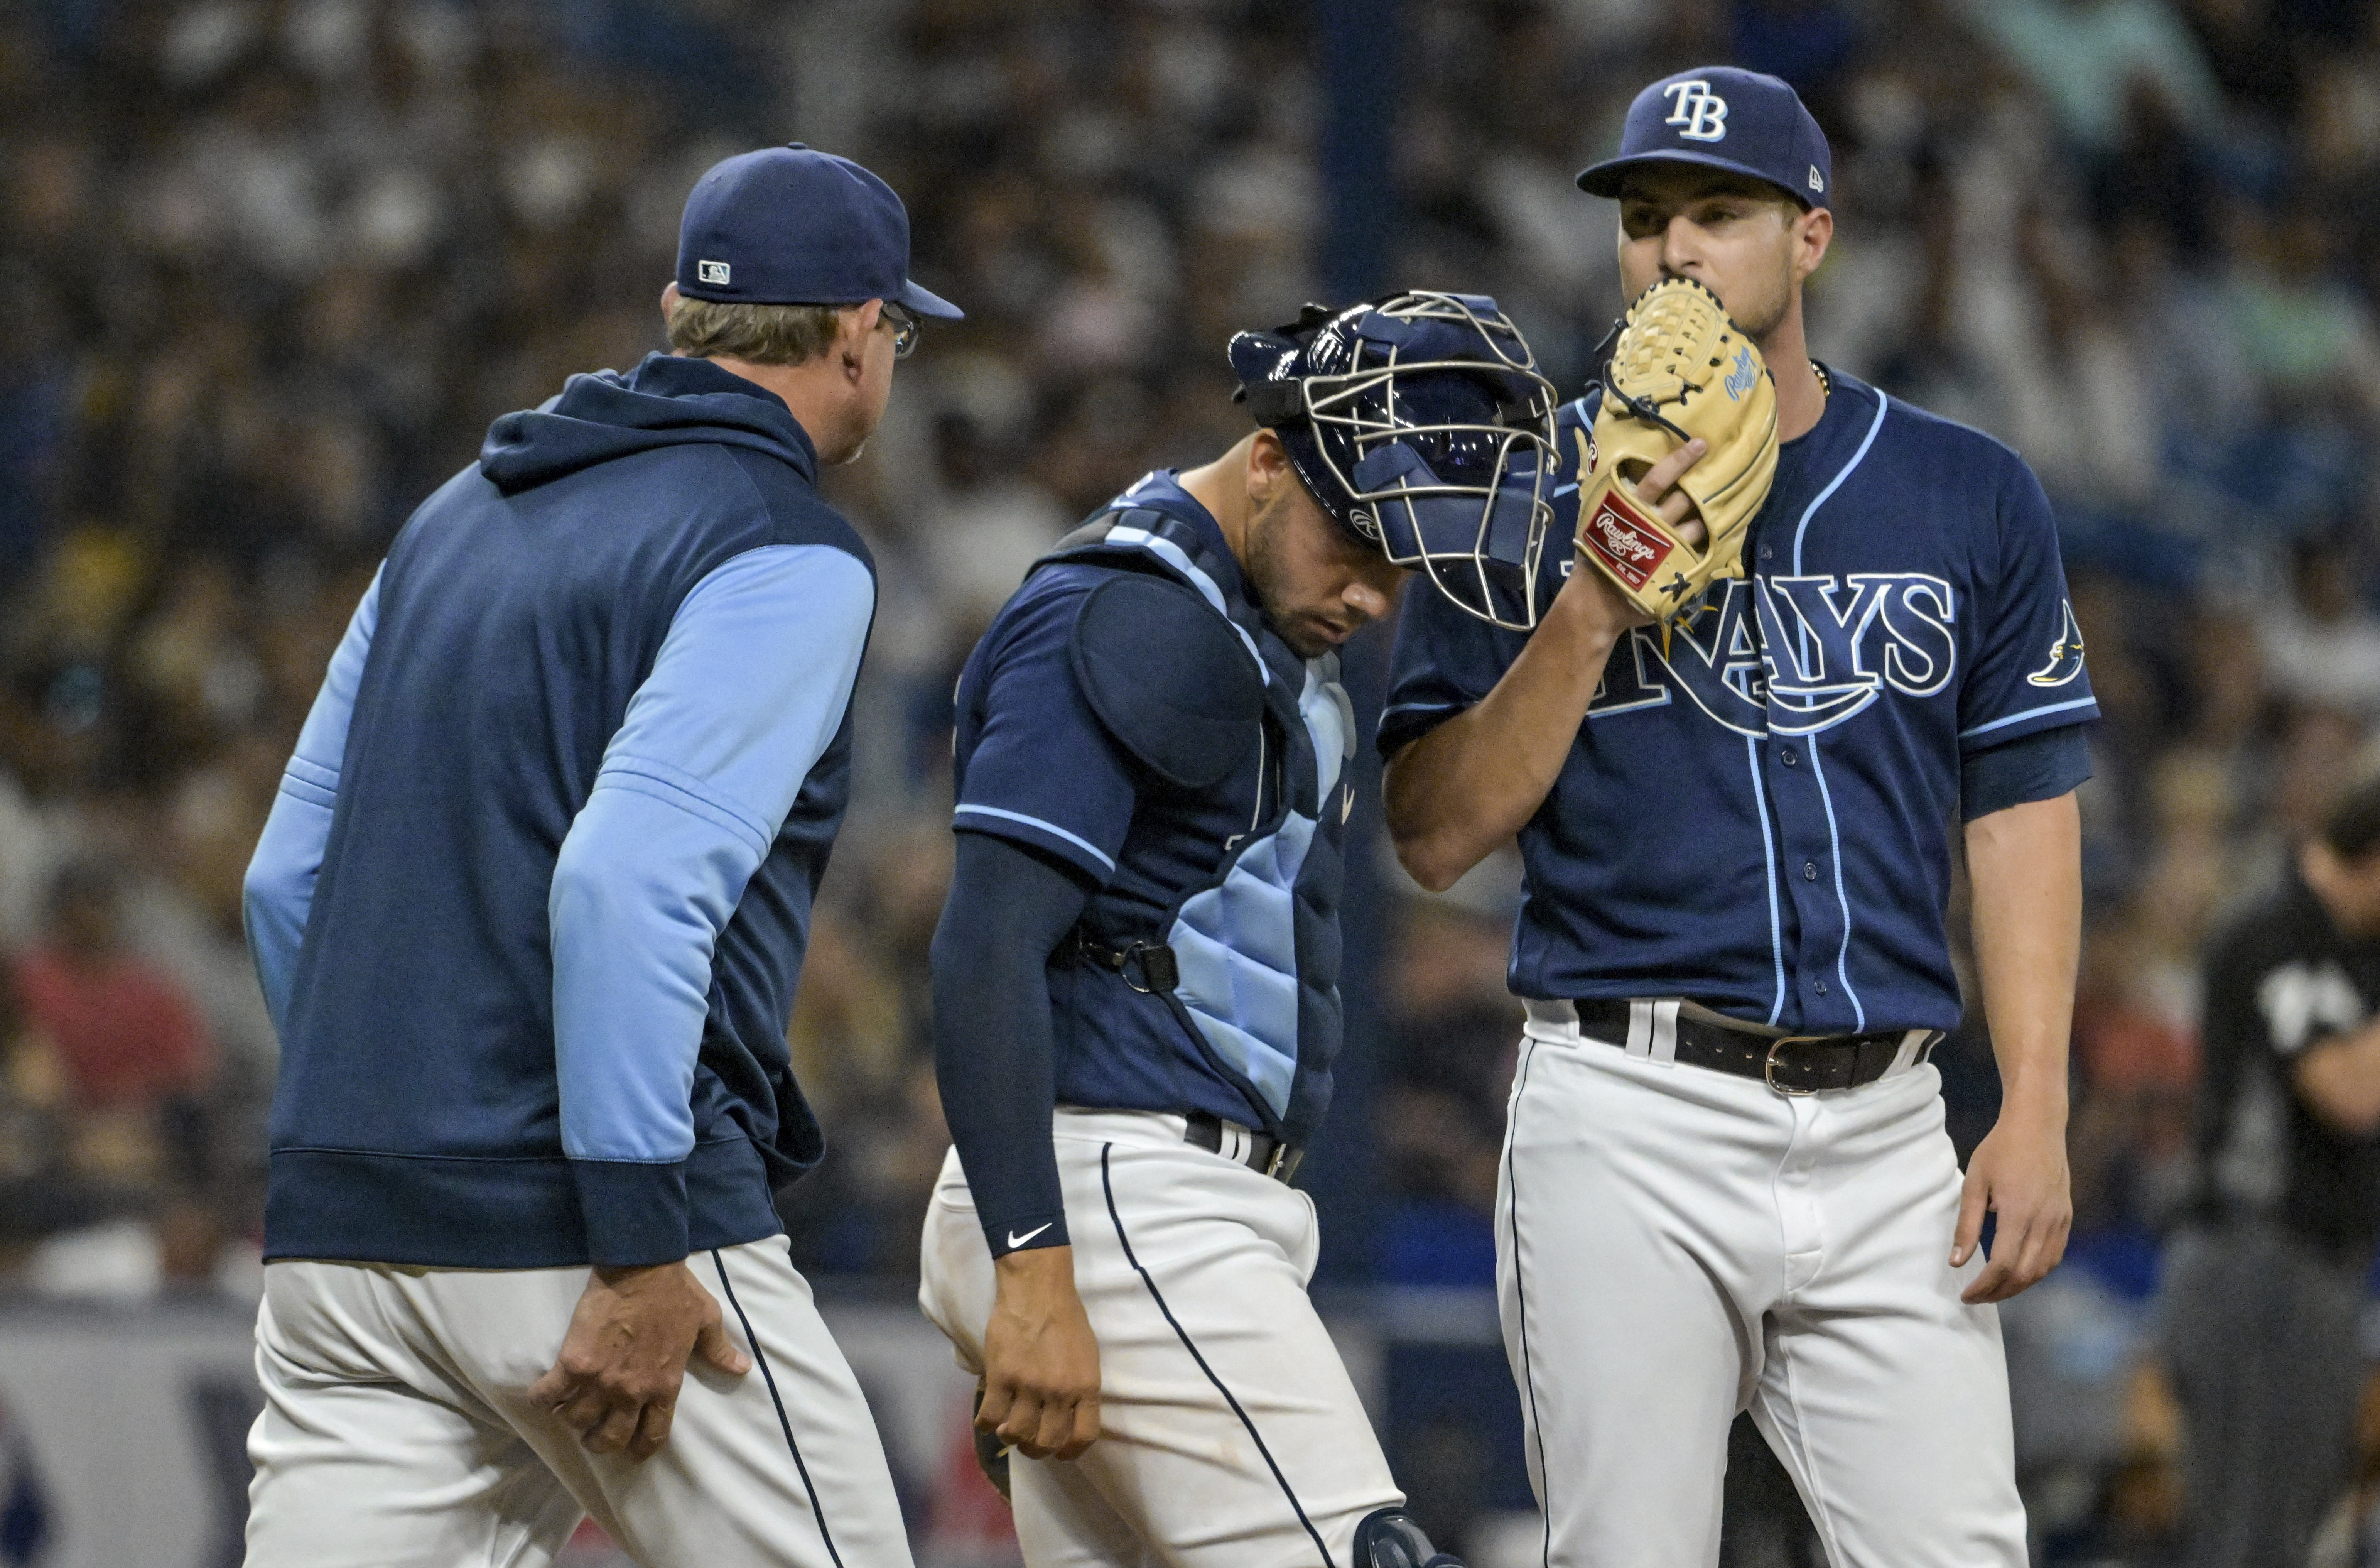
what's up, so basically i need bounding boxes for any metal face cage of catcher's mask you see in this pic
[1283,294,1561,632]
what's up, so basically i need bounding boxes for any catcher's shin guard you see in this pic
[1355,1508,1464,1568]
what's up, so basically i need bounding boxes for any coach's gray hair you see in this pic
[666,295,847,366]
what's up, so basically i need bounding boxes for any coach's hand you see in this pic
[530,1261,753,1461]
[1953,1104,2073,1304]
[979,1245,1101,1461]
[1564,438,1710,634]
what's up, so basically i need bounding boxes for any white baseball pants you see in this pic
[1499,1005,2027,1568]
[918,1108,1403,1568]
[243,1236,912,1568]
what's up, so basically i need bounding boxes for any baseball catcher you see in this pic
[916,289,1554,1568]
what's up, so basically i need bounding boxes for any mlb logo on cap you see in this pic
[1577,66,1833,209]
[675,143,962,319]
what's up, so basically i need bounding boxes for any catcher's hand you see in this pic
[971,1378,1012,1504]
[1573,277,1778,622]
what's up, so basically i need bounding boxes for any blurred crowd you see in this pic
[4,0,2380,1561]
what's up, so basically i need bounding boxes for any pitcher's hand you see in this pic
[1565,438,1710,633]
[1953,1105,2073,1304]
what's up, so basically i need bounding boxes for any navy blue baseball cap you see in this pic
[675,144,963,319]
[1576,68,1831,209]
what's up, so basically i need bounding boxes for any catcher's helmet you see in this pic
[1228,291,1560,631]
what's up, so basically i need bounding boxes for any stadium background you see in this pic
[0,0,2375,1563]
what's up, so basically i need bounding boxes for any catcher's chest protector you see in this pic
[1034,502,1354,1142]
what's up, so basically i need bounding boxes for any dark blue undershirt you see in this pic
[932,831,1093,1255]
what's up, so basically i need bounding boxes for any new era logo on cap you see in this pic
[697,260,731,286]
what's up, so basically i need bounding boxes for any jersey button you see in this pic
[1781,748,1798,766]
[1815,980,1830,995]
[1802,861,1818,880]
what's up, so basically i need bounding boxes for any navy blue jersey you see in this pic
[1381,370,2096,1034]
[950,473,1354,1143]
[253,355,873,1269]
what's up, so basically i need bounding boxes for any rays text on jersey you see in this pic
[1586,573,1958,737]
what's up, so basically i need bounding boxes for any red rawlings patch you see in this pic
[1578,492,1674,591]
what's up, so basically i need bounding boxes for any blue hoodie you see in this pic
[246,353,876,1269]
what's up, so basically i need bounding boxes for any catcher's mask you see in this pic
[1229,291,1560,632]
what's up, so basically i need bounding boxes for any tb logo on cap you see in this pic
[1661,80,1728,142]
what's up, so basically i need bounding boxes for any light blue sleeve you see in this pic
[243,566,382,1038]
[547,544,874,1186]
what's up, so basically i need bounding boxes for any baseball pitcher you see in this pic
[1382,69,2095,1567]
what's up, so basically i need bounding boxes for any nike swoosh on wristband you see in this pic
[1006,1223,1054,1249]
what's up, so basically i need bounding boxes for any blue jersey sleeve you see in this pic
[1377,397,1589,759]
[1956,456,2099,752]
[1960,722,2093,819]
[547,542,873,1266]
[952,581,1140,883]
[1379,576,1531,758]
[244,566,382,1037]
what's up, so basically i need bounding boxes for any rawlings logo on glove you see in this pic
[1573,277,1779,623]
[1580,497,1673,589]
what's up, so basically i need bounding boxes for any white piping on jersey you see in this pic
[1104,521,1271,686]
[1380,698,1463,723]
[1789,391,1890,571]
[1779,388,1889,1032]
[1805,738,1868,1031]
[1745,734,1788,1026]
[951,804,1117,873]
[1960,694,2098,740]
[1788,389,1891,672]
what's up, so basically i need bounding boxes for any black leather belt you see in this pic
[1570,999,1937,1096]
[1184,1110,1303,1183]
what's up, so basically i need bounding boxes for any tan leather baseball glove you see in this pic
[1572,277,1779,622]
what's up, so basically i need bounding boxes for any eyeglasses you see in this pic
[881,302,920,359]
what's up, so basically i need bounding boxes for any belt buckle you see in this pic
[1264,1142,1304,1184]
[1764,1036,1826,1097]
